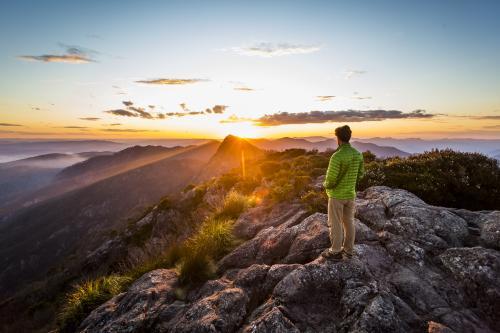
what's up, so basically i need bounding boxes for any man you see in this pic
[322,125,364,260]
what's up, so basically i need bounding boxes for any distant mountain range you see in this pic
[249,137,409,157]
[0,140,124,162]
[354,137,500,156]
[0,152,112,207]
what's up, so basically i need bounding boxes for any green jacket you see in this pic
[323,143,364,199]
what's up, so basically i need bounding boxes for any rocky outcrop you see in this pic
[79,186,500,333]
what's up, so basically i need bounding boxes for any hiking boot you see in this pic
[342,250,354,259]
[321,249,343,260]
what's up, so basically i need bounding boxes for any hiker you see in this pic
[322,125,364,260]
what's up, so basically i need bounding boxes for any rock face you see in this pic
[79,186,500,333]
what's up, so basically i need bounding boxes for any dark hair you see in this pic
[335,125,352,142]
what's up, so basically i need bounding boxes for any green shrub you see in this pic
[269,181,294,202]
[58,275,131,332]
[359,149,500,210]
[177,217,234,285]
[260,161,282,176]
[157,196,173,211]
[217,173,240,190]
[233,177,261,195]
[214,191,252,219]
[294,175,312,193]
[186,217,235,259]
[363,150,377,163]
[126,242,186,280]
[126,223,153,247]
[301,190,328,214]
[177,252,216,285]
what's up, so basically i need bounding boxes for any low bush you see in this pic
[301,190,328,214]
[359,149,500,210]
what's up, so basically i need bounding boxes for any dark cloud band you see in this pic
[254,109,434,126]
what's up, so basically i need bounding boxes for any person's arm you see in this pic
[323,155,340,189]
[356,156,365,187]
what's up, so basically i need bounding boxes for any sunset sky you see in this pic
[1,0,499,139]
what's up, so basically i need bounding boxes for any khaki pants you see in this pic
[327,198,355,254]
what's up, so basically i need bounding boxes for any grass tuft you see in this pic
[214,190,254,220]
[58,275,132,332]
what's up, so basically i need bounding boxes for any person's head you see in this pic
[335,125,352,145]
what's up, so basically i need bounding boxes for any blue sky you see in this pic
[1,0,499,138]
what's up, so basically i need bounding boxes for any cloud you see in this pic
[352,96,372,100]
[105,102,226,120]
[477,115,500,120]
[484,124,500,129]
[18,54,93,63]
[254,109,435,126]
[219,115,254,123]
[345,70,367,79]
[0,123,22,126]
[232,42,320,57]
[178,103,227,115]
[79,117,100,121]
[109,123,121,126]
[62,126,88,129]
[101,128,158,133]
[317,95,335,102]
[105,109,139,117]
[18,44,97,64]
[211,105,227,114]
[234,87,255,91]
[136,78,208,85]
[128,106,153,119]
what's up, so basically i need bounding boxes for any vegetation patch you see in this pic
[214,190,254,219]
[58,275,132,332]
[359,149,500,210]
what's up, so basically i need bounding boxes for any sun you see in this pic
[218,122,263,138]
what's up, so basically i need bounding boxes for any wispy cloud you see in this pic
[62,126,88,129]
[345,70,367,79]
[105,109,139,117]
[18,43,97,64]
[352,96,372,100]
[317,95,335,102]
[105,102,226,119]
[484,124,500,129]
[79,117,100,121]
[477,115,500,120]
[136,78,208,85]
[234,87,255,92]
[254,109,434,126]
[232,42,320,57]
[0,123,22,127]
[219,115,254,123]
[128,106,153,119]
[101,128,158,133]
